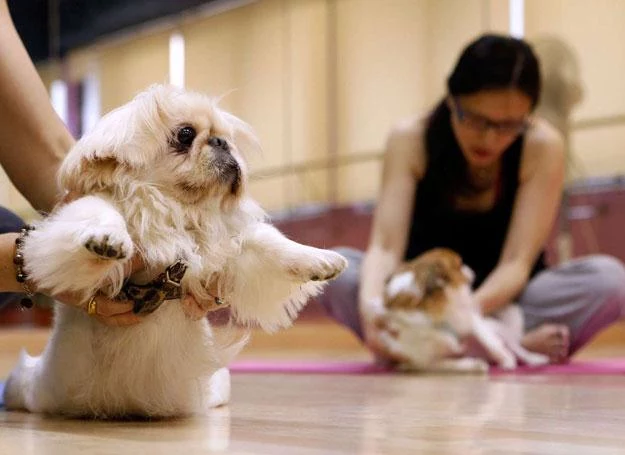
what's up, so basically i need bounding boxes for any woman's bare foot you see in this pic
[521,324,570,364]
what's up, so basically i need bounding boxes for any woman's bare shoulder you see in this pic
[520,117,565,182]
[385,116,428,178]
[526,117,564,150]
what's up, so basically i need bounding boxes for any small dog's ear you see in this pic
[385,269,424,310]
[58,142,121,194]
[424,264,448,295]
[58,87,166,193]
[59,156,122,194]
[461,264,475,284]
[220,111,262,158]
[386,291,423,310]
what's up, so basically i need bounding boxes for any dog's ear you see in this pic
[384,268,425,310]
[460,264,475,284]
[423,263,448,295]
[58,155,122,195]
[220,110,262,159]
[59,86,168,193]
[386,291,423,310]
[215,109,261,206]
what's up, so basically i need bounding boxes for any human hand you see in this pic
[360,297,410,365]
[180,277,227,321]
[54,291,141,326]
[53,262,227,326]
[22,191,140,325]
[40,255,145,327]
[39,192,223,325]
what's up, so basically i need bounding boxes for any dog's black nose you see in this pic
[208,136,229,152]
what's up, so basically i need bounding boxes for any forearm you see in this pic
[0,1,74,213]
[474,260,530,314]
[0,232,26,293]
[358,245,399,311]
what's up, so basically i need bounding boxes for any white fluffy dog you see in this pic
[3,84,347,418]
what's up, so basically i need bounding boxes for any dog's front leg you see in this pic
[470,313,517,370]
[501,338,550,367]
[242,223,348,282]
[226,222,347,331]
[21,195,133,299]
[486,317,550,367]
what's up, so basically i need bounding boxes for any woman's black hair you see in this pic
[447,33,541,108]
[424,34,542,199]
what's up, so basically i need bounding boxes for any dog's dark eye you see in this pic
[176,126,196,147]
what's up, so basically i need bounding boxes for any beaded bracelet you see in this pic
[13,224,36,309]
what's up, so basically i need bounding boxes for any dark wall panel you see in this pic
[8,0,224,63]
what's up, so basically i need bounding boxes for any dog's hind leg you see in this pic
[3,350,38,411]
[204,367,231,408]
[2,351,57,413]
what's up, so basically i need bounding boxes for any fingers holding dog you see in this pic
[181,294,209,321]
[181,278,227,321]
[93,309,143,327]
[89,295,142,326]
[88,295,134,317]
[361,298,409,363]
[54,291,141,326]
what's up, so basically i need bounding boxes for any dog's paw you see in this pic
[83,231,133,260]
[496,352,518,370]
[458,357,490,374]
[206,367,231,408]
[289,249,348,282]
[521,351,550,367]
[423,357,489,374]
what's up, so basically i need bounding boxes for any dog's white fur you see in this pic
[3,85,347,418]
[380,253,549,373]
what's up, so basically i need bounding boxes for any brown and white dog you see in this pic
[380,248,548,373]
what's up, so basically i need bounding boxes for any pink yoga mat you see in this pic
[491,358,625,375]
[230,359,625,375]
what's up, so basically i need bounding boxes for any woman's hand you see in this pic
[39,255,145,327]
[34,193,226,325]
[180,278,225,321]
[51,262,226,326]
[360,297,409,365]
[54,291,141,326]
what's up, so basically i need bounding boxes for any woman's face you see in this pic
[449,89,532,167]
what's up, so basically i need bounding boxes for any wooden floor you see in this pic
[2,320,625,454]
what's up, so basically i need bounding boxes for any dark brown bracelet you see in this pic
[13,224,36,309]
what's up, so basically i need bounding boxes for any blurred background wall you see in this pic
[526,0,625,181]
[0,0,511,216]
[2,0,625,262]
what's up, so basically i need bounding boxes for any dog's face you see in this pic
[60,84,259,206]
[384,248,474,318]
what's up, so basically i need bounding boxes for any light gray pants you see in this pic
[318,247,625,354]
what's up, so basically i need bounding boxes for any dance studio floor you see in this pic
[2,321,625,455]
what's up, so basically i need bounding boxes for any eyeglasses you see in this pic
[452,99,530,136]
